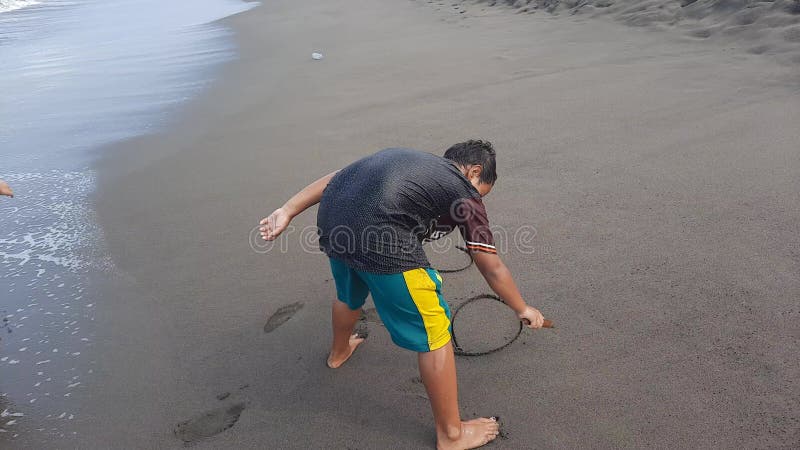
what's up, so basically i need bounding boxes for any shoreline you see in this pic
[0,1,257,445]
[85,0,799,447]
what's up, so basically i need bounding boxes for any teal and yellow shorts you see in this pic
[329,258,452,353]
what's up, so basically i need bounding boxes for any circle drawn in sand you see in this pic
[451,294,523,357]
[174,402,245,444]
[263,302,304,333]
[426,245,474,274]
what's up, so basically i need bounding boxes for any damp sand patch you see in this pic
[263,302,304,333]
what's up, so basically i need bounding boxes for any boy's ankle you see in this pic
[439,424,462,442]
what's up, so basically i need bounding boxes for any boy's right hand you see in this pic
[259,207,291,241]
[518,305,545,329]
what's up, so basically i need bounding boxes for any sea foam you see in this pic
[0,0,40,13]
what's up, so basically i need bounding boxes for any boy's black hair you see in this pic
[443,139,497,185]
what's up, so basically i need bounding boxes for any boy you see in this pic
[259,140,545,449]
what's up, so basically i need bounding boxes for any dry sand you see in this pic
[80,0,799,448]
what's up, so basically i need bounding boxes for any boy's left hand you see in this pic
[518,306,545,329]
[259,207,291,240]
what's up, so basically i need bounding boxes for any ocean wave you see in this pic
[0,171,111,273]
[0,0,40,13]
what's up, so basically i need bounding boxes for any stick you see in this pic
[522,318,554,328]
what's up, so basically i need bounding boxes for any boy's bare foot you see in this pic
[326,333,365,369]
[437,418,500,450]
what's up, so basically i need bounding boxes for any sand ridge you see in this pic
[426,0,800,65]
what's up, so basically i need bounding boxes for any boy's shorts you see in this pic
[328,257,452,353]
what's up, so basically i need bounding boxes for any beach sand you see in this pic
[466,0,800,66]
[82,0,799,447]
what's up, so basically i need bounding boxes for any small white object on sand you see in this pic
[311,52,323,60]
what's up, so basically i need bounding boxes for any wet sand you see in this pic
[84,0,799,447]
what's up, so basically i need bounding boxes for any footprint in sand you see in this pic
[263,302,304,333]
[361,307,383,325]
[354,320,370,339]
[174,402,246,444]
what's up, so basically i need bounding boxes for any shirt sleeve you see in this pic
[452,197,496,254]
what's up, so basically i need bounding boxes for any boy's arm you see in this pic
[259,171,338,241]
[472,252,545,329]
[447,196,544,328]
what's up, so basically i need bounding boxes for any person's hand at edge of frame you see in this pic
[0,180,13,198]
[259,207,291,241]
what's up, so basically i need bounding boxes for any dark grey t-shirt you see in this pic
[318,148,495,274]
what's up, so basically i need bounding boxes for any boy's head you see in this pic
[444,139,497,197]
